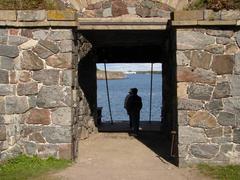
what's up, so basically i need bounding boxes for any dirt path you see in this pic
[53,133,210,180]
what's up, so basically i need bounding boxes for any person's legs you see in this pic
[133,113,140,135]
[129,114,133,129]
[136,114,139,134]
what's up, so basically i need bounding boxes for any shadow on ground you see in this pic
[134,131,175,165]
[98,121,176,165]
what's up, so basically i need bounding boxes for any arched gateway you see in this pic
[0,0,240,167]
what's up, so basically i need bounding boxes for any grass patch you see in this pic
[187,0,208,10]
[0,155,71,180]
[0,0,67,10]
[198,164,240,180]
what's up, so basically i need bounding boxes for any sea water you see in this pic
[97,74,162,122]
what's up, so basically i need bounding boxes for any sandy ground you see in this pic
[53,133,210,180]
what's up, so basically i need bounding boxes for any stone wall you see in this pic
[71,34,97,159]
[0,27,75,160]
[1,8,240,167]
[0,10,80,161]
[177,27,240,166]
[63,0,190,11]
[79,0,173,18]
[0,10,77,26]
[74,34,97,142]
[0,10,98,161]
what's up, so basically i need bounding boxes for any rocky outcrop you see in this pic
[97,71,126,80]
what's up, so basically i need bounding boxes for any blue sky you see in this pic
[97,63,162,72]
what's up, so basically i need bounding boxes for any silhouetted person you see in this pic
[124,88,142,135]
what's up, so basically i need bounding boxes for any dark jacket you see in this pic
[124,94,142,114]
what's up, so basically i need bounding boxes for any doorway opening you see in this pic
[97,63,162,130]
[77,29,177,164]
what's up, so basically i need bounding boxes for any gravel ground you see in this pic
[53,133,211,180]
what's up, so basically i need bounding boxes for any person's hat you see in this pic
[129,88,138,94]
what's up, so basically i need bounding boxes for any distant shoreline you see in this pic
[97,71,126,80]
[135,71,162,74]
[97,70,162,80]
